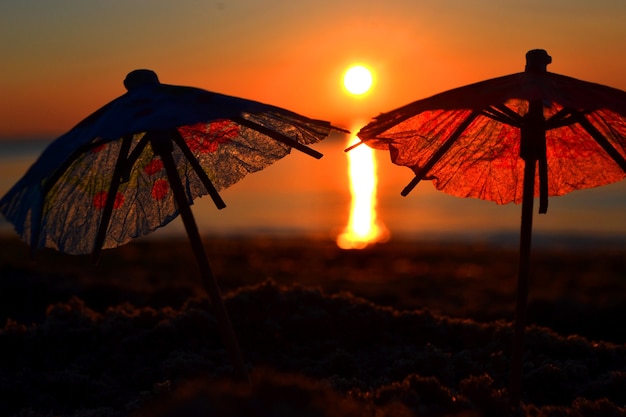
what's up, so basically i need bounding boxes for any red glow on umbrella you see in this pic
[93,191,124,210]
[151,179,169,200]
[91,144,107,154]
[144,158,164,176]
[180,120,239,154]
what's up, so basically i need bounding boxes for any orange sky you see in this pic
[2,1,626,241]
[3,1,626,138]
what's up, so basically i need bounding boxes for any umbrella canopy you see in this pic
[359,50,626,211]
[1,69,335,256]
[355,50,626,406]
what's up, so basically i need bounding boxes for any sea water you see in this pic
[1,136,625,247]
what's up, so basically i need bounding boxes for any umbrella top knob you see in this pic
[124,69,160,91]
[525,49,552,73]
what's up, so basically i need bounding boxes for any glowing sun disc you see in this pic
[343,65,373,95]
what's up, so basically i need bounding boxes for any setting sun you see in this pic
[343,65,373,95]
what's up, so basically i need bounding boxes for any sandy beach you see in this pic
[1,234,625,416]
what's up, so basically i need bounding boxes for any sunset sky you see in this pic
[2,0,626,241]
[3,0,626,138]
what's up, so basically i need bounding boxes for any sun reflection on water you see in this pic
[337,135,389,249]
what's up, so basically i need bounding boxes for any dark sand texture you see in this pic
[1,235,625,416]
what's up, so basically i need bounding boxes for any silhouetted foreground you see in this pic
[1,235,625,416]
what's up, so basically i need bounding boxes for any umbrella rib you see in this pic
[170,129,227,210]
[344,141,364,152]
[123,133,152,180]
[538,155,549,213]
[89,133,150,253]
[481,108,511,126]
[92,135,133,263]
[494,104,523,125]
[545,107,577,130]
[401,110,481,196]
[231,116,324,159]
[573,111,626,173]
[482,105,522,127]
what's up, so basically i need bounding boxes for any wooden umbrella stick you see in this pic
[509,156,536,407]
[152,131,248,381]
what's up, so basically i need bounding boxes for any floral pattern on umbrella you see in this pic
[1,71,338,256]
